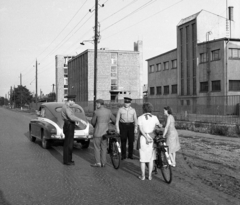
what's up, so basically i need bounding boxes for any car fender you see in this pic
[38,117,63,137]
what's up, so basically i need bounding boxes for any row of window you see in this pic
[150,85,177,95]
[150,80,240,95]
[200,48,240,63]
[200,80,221,92]
[200,49,220,63]
[111,53,118,90]
[149,59,177,73]
[199,80,240,92]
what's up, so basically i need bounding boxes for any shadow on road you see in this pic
[0,190,12,205]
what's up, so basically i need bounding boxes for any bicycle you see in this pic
[103,130,121,169]
[153,130,172,184]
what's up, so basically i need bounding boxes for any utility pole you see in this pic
[93,0,98,111]
[20,73,22,109]
[34,59,40,110]
[10,86,12,108]
[52,84,55,93]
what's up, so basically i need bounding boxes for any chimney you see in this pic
[228,6,233,21]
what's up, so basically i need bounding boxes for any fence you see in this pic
[77,95,240,125]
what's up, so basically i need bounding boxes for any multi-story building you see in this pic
[147,8,240,114]
[67,41,143,102]
[55,55,74,102]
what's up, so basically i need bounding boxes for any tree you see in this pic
[47,92,56,102]
[10,86,33,108]
[0,97,9,106]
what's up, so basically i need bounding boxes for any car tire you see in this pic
[41,130,51,149]
[29,126,36,142]
[81,140,90,149]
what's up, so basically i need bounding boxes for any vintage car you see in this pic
[29,102,93,149]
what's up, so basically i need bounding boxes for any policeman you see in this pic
[116,97,138,160]
[61,95,87,165]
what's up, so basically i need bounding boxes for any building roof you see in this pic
[177,10,226,26]
[197,37,240,46]
[177,11,201,26]
[146,48,177,61]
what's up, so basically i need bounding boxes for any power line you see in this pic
[36,0,88,60]
[39,11,93,63]
[100,0,137,23]
[101,0,157,33]
[101,0,184,41]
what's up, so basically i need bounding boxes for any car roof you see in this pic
[41,102,65,110]
[40,102,85,114]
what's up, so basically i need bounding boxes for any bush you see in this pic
[211,125,229,136]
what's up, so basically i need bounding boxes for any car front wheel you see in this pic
[41,131,51,149]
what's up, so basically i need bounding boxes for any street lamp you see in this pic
[80,40,94,45]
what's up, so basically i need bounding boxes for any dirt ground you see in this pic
[174,130,240,204]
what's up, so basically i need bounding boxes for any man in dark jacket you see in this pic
[61,95,87,165]
[91,99,116,167]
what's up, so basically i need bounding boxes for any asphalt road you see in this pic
[0,107,238,205]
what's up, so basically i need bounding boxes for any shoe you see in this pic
[70,161,75,165]
[101,164,106,167]
[121,157,126,160]
[138,176,145,180]
[128,156,134,160]
[64,162,75,166]
[91,163,101,167]
[148,176,152,180]
[171,164,176,167]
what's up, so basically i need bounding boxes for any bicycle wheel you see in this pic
[110,141,121,169]
[160,150,172,184]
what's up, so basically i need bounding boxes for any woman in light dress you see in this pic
[137,103,162,180]
[162,106,181,167]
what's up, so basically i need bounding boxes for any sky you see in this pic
[0,0,239,98]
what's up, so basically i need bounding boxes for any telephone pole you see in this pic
[20,73,22,109]
[34,59,40,109]
[93,0,98,111]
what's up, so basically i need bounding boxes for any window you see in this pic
[64,68,68,75]
[187,100,190,105]
[171,84,177,94]
[200,82,208,92]
[163,62,169,70]
[156,63,161,71]
[200,53,208,63]
[212,80,221,91]
[149,65,155,73]
[111,53,117,65]
[150,87,155,95]
[111,79,117,90]
[229,48,240,59]
[111,66,117,73]
[172,60,177,69]
[212,49,220,61]
[164,86,169,95]
[64,89,68,95]
[156,86,161,95]
[64,78,68,85]
[229,80,240,91]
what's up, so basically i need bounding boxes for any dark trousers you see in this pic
[119,122,135,158]
[63,121,75,164]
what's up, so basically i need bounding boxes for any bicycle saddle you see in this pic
[107,129,117,135]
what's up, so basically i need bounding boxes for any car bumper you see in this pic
[50,134,93,140]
